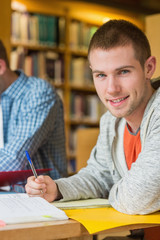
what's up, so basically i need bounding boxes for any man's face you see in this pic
[89,45,152,121]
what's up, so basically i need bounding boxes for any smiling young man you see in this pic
[25,20,160,239]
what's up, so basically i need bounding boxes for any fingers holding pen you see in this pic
[25,175,46,197]
[25,175,58,202]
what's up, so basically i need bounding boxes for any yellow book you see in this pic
[64,207,160,234]
[52,198,160,235]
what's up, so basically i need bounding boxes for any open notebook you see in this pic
[0,193,68,225]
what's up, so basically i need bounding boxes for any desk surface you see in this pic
[0,219,159,240]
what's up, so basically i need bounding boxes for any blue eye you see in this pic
[97,73,106,78]
[120,69,129,74]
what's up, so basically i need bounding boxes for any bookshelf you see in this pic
[7,0,145,174]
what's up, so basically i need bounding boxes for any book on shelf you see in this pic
[20,12,29,44]
[82,23,91,51]
[45,51,64,84]
[24,55,33,76]
[11,11,21,42]
[69,20,79,50]
[10,46,25,71]
[52,198,110,210]
[70,57,85,86]
[86,95,100,122]
[28,14,39,45]
[37,51,46,79]
[70,57,93,87]
[70,93,103,121]
[58,16,66,48]
[69,20,98,51]
[74,94,84,119]
[78,22,85,50]
[10,48,19,70]
[0,193,68,225]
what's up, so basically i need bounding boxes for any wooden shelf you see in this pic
[70,49,88,57]
[11,40,65,53]
[70,84,95,92]
[70,119,99,126]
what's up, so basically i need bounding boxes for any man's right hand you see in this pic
[25,175,61,202]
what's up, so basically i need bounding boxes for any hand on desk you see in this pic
[25,175,60,202]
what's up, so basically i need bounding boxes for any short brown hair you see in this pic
[88,19,151,68]
[0,40,9,67]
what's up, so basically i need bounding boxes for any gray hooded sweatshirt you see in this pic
[55,84,160,215]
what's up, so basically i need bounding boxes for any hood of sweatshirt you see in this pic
[151,76,160,89]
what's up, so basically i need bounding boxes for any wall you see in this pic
[145,14,160,78]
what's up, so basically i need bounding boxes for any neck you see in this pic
[126,122,140,134]
[125,87,155,134]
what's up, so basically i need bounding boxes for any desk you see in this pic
[0,219,159,240]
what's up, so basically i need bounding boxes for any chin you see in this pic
[109,109,126,118]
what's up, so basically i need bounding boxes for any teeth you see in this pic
[111,97,127,103]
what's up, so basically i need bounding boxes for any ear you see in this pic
[145,56,156,79]
[0,59,7,75]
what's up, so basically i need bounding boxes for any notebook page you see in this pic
[0,193,68,224]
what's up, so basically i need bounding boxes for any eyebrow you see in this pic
[92,65,135,74]
[115,65,135,71]
[92,70,105,74]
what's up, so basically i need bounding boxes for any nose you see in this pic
[106,75,121,94]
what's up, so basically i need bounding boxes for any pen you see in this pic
[25,151,38,178]
[25,151,43,194]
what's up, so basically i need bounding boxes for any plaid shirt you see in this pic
[0,70,67,183]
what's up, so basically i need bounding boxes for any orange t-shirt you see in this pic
[123,124,160,240]
[123,124,141,170]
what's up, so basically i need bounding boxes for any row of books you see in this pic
[70,57,93,87]
[10,47,95,87]
[70,93,106,122]
[11,11,97,51]
[69,20,98,51]
[11,11,66,47]
[10,47,64,84]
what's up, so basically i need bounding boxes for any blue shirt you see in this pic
[0,71,67,185]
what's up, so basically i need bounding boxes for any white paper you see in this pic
[0,193,68,224]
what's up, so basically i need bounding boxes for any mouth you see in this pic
[109,96,129,103]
